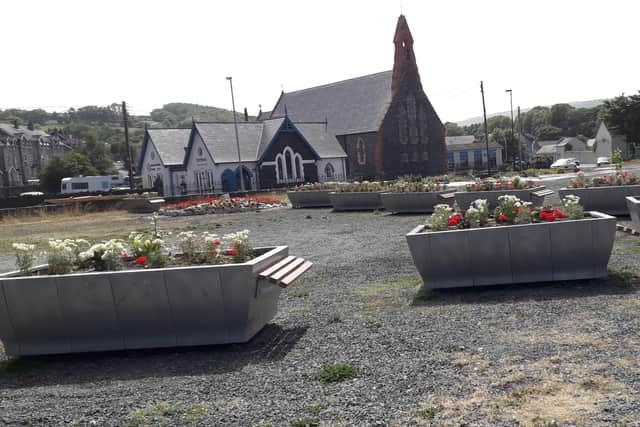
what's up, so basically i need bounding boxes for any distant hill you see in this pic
[149,103,255,128]
[455,99,604,126]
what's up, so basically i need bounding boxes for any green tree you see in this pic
[444,122,464,136]
[549,103,574,132]
[535,124,563,140]
[78,133,114,174]
[601,92,640,147]
[41,152,98,192]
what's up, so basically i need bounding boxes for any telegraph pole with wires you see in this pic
[122,101,134,190]
[481,81,491,176]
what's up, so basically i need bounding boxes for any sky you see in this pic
[1,0,638,122]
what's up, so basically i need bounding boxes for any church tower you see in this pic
[375,15,447,178]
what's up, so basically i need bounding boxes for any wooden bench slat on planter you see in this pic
[269,258,306,282]
[437,192,456,200]
[258,256,295,279]
[280,260,313,287]
[531,189,554,197]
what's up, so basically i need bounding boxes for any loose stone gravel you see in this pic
[1,178,640,426]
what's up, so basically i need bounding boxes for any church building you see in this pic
[266,15,447,179]
[137,116,347,195]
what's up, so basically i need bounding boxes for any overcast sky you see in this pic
[2,0,638,122]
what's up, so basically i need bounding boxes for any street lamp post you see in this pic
[226,76,245,192]
[505,89,515,170]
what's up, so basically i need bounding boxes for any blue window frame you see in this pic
[459,151,469,168]
[447,151,454,170]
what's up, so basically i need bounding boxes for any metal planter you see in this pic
[329,192,383,211]
[380,190,456,213]
[0,246,288,356]
[559,185,640,216]
[287,190,333,208]
[627,196,640,230]
[406,212,616,291]
[454,186,546,210]
[122,198,164,213]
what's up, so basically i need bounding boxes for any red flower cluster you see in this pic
[166,197,217,210]
[211,239,221,246]
[226,248,239,256]
[448,214,462,226]
[134,256,148,265]
[498,214,508,222]
[539,208,567,222]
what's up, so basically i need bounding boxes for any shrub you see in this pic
[12,243,36,275]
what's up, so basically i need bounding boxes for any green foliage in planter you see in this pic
[317,364,358,383]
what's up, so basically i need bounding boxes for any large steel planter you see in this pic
[406,212,616,291]
[559,186,640,216]
[329,192,383,211]
[454,186,546,210]
[380,190,455,213]
[0,246,288,356]
[627,196,640,230]
[287,190,332,208]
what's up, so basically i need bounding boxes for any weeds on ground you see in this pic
[290,417,320,427]
[129,402,208,425]
[306,403,326,415]
[411,406,440,419]
[608,266,638,288]
[317,364,358,383]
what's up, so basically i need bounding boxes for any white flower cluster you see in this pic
[79,239,127,271]
[130,233,165,257]
[562,195,584,219]
[12,243,35,252]
[222,229,250,247]
[429,204,453,231]
[48,238,90,274]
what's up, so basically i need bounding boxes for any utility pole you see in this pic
[122,101,134,190]
[505,89,514,169]
[518,106,524,167]
[226,77,245,192]
[481,81,491,175]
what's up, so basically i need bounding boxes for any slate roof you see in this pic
[194,118,347,164]
[0,123,49,139]
[445,135,476,145]
[536,145,558,155]
[270,71,393,135]
[147,129,191,165]
[446,141,503,152]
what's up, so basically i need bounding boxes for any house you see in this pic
[265,15,447,180]
[137,117,347,195]
[593,121,638,160]
[445,135,503,171]
[0,123,73,189]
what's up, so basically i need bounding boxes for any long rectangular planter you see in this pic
[122,197,165,213]
[406,212,616,291]
[0,246,288,356]
[559,185,640,216]
[454,186,546,210]
[380,190,456,213]
[627,196,640,230]
[287,190,333,208]
[329,192,383,211]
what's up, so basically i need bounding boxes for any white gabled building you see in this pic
[137,117,347,196]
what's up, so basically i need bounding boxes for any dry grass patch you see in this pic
[452,353,490,372]
[499,329,613,349]
[353,276,421,297]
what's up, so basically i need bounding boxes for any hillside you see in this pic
[456,99,604,126]
[149,103,255,127]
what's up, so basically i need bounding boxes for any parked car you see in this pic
[550,158,579,169]
[596,157,611,167]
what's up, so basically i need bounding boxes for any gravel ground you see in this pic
[1,177,640,426]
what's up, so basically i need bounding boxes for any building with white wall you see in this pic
[137,117,347,195]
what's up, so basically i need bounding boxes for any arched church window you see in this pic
[356,138,366,165]
[276,155,284,181]
[325,163,334,178]
[285,150,293,179]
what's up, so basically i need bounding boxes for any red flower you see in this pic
[122,252,128,259]
[552,208,567,219]
[135,256,147,265]
[498,214,507,222]
[447,214,462,226]
[540,210,556,222]
[212,240,221,246]
[226,248,238,256]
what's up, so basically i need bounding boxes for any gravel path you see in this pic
[1,182,640,426]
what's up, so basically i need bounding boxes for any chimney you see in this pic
[244,108,249,122]
[13,119,19,129]
[27,121,35,131]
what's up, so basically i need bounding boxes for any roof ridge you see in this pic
[195,121,262,125]
[283,70,392,95]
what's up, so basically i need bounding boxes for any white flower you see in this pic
[12,243,35,252]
